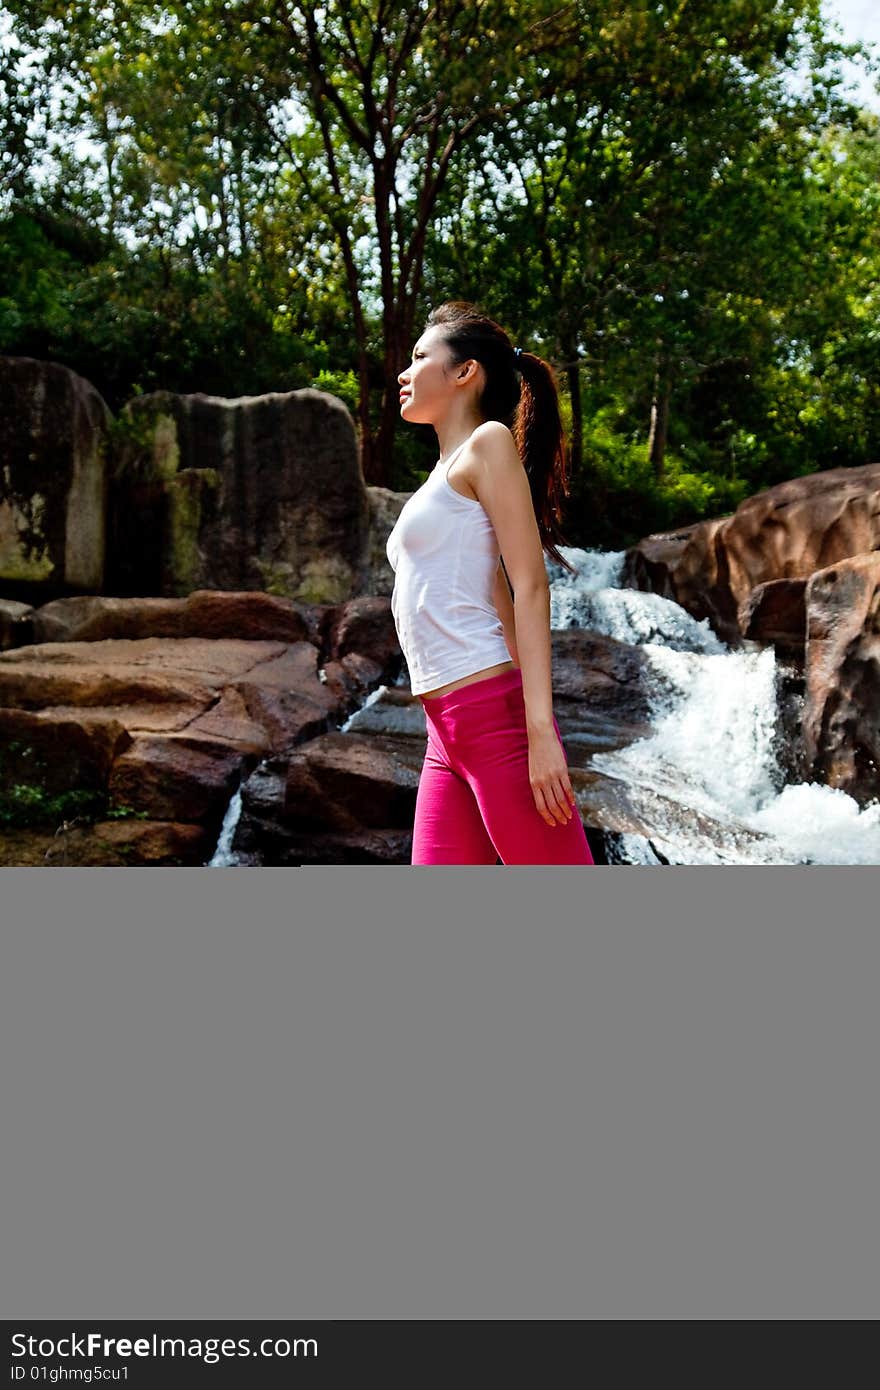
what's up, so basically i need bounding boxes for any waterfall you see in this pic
[550,547,880,864]
[207,786,244,867]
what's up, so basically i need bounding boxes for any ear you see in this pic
[455,358,480,387]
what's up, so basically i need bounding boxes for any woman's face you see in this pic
[398,326,461,425]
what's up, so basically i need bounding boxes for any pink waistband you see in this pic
[419,666,523,715]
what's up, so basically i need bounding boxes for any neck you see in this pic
[436,405,484,461]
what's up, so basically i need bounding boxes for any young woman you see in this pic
[386,301,594,866]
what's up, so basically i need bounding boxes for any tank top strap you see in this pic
[440,434,473,480]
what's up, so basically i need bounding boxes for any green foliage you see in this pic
[0,741,147,829]
[566,397,751,548]
[1,0,879,516]
[310,369,359,417]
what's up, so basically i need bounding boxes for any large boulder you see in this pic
[738,579,808,657]
[551,629,652,757]
[624,463,880,647]
[0,634,346,853]
[0,587,406,863]
[0,820,213,868]
[622,518,729,634]
[802,553,880,803]
[364,485,411,596]
[108,387,370,601]
[29,589,314,645]
[0,357,110,593]
[235,756,415,865]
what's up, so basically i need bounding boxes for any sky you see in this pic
[825,0,880,109]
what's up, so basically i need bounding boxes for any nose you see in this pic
[398,366,411,386]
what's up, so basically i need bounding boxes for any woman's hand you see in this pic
[528,726,578,827]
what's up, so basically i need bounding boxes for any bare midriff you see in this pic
[419,659,517,701]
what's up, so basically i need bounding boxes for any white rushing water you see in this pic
[548,546,880,865]
[208,786,243,867]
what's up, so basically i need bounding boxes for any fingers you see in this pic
[533,778,576,827]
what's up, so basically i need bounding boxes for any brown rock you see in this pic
[0,636,278,711]
[0,357,110,591]
[272,828,413,866]
[109,388,370,601]
[321,594,400,668]
[551,629,653,758]
[803,553,880,802]
[320,654,384,707]
[109,732,246,823]
[0,707,130,793]
[623,518,730,634]
[0,632,354,843]
[625,463,880,644]
[184,686,272,753]
[284,732,422,831]
[43,820,212,867]
[30,590,312,645]
[739,579,807,657]
[232,641,339,751]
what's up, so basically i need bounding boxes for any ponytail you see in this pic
[425,301,576,574]
[514,352,574,573]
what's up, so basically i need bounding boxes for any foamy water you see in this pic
[551,546,880,865]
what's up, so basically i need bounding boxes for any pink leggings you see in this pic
[412,667,595,865]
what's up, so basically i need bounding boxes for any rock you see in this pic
[108,387,370,601]
[622,518,730,635]
[0,357,110,592]
[364,485,411,596]
[231,642,341,750]
[42,820,212,867]
[625,463,880,644]
[233,759,413,864]
[30,590,313,645]
[551,629,653,757]
[0,598,33,650]
[321,594,401,667]
[739,579,807,658]
[108,733,248,825]
[570,764,777,864]
[0,706,130,794]
[284,731,423,831]
[0,635,278,712]
[0,633,350,835]
[803,553,880,802]
[321,654,385,707]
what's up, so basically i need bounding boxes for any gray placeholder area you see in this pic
[1,866,878,1319]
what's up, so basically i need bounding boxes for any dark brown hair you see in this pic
[425,300,575,572]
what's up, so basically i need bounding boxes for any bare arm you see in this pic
[493,558,518,666]
[469,421,553,733]
[467,421,575,827]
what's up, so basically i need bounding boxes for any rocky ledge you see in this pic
[0,592,655,865]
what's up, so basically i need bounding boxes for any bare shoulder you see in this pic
[470,419,518,456]
[466,420,522,476]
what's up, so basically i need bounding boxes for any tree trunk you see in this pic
[356,347,374,484]
[647,359,670,480]
[368,310,415,489]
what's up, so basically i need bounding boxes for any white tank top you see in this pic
[385,439,511,695]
